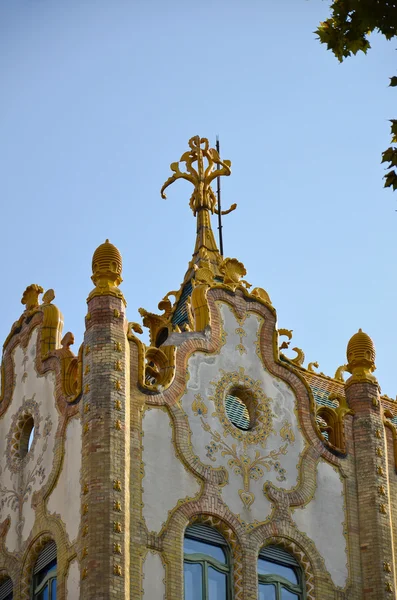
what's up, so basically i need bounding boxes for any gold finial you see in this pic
[161,136,237,279]
[346,328,377,384]
[88,239,125,303]
[161,135,233,215]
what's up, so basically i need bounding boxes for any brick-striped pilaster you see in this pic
[80,294,130,600]
[346,379,396,599]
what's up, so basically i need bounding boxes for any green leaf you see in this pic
[382,147,395,163]
[384,170,397,189]
[390,120,397,136]
[390,77,397,87]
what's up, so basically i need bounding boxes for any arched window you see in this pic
[0,577,13,600]
[184,524,231,600]
[258,545,305,600]
[32,540,57,599]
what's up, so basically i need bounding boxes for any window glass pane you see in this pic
[258,583,276,600]
[258,559,298,584]
[51,579,57,599]
[184,538,226,563]
[35,561,57,586]
[281,589,299,600]
[208,567,226,600]
[28,427,35,451]
[184,562,203,600]
[36,586,49,600]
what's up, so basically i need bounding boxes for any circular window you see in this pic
[210,369,273,445]
[15,414,35,459]
[225,387,256,430]
[6,398,41,474]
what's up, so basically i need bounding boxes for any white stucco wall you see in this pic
[66,558,80,599]
[142,407,201,533]
[182,302,306,525]
[293,459,348,588]
[0,329,59,552]
[48,416,82,543]
[142,551,165,599]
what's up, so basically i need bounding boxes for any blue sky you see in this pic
[1,1,396,394]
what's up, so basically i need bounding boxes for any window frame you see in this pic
[184,524,233,600]
[33,561,57,600]
[31,541,57,600]
[258,546,306,600]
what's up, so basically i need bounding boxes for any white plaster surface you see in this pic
[183,302,306,524]
[142,407,201,533]
[293,459,348,588]
[0,329,59,552]
[48,416,82,543]
[66,558,80,599]
[142,551,165,599]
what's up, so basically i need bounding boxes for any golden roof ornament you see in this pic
[161,135,233,215]
[346,328,377,384]
[88,239,125,303]
[21,284,44,311]
[161,136,237,279]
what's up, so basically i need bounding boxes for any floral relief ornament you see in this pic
[194,369,296,509]
[1,397,53,536]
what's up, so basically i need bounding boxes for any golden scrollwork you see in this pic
[290,347,305,367]
[278,328,293,351]
[160,135,233,216]
[220,258,251,291]
[251,287,272,305]
[307,361,319,373]
[315,393,353,453]
[334,364,347,382]
[138,292,175,347]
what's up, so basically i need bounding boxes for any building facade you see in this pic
[0,136,396,599]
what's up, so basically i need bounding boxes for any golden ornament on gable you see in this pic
[219,257,251,291]
[53,331,83,402]
[334,364,347,382]
[160,135,232,216]
[278,328,293,351]
[21,284,44,311]
[251,287,272,305]
[89,239,125,303]
[346,328,377,384]
[315,393,353,453]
